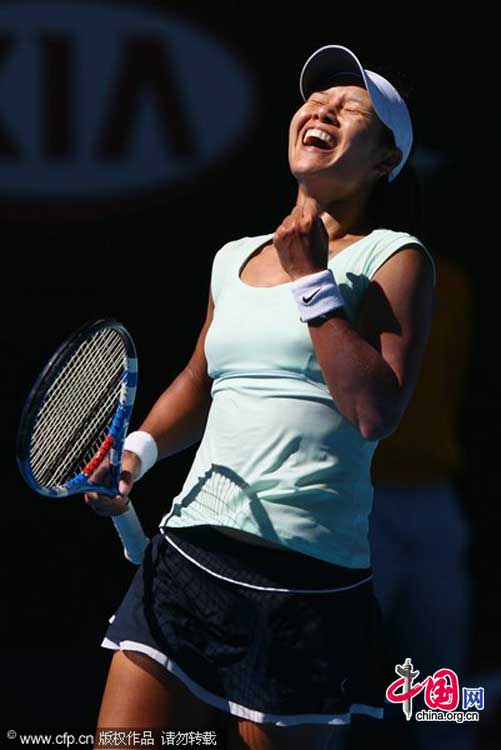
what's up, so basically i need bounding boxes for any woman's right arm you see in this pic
[138,288,215,460]
[84,288,214,515]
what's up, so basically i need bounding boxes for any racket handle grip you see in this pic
[112,501,149,565]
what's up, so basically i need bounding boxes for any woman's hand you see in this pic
[273,196,329,280]
[84,450,142,517]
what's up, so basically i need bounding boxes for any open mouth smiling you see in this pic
[301,127,337,152]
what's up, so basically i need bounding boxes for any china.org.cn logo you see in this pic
[386,658,484,723]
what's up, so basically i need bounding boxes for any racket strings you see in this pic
[33,331,124,440]
[33,371,122,485]
[32,331,125,478]
[30,329,127,487]
[35,342,123,455]
[31,360,123,484]
[32,331,122,451]
[31,345,123,483]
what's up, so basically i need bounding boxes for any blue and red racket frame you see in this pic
[16,317,139,500]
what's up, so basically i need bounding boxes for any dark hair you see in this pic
[366,124,422,236]
[365,67,422,237]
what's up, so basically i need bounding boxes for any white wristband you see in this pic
[290,269,344,322]
[123,431,158,481]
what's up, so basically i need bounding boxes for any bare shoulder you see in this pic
[363,244,435,323]
[356,243,435,414]
[372,242,435,286]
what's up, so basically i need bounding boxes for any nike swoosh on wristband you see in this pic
[302,288,321,303]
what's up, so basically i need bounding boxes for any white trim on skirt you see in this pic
[101,637,384,726]
[161,531,373,594]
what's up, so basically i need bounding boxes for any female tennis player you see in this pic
[86,44,435,750]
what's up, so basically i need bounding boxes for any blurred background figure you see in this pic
[365,250,476,749]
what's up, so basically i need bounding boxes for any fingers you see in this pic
[274,207,318,244]
[295,193,321,215]
[89,456,112,488]
[118,469,135,497]
[84,452,141,518]
[274,214,304,243]
[84,468,135,517]
[121,450,142,485]
[273,202,329,281]
[84,491,130,517]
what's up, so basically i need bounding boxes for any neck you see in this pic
[295,184,374,244]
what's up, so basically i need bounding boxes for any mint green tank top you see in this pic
[160,229,436,567]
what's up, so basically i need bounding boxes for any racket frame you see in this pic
[16,317,138,499]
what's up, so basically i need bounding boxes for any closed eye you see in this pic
[344,108,373,121]
[307,97,370,117]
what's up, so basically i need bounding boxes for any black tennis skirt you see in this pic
[102,525,386,726]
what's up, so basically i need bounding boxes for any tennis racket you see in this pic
[16,318,149,564]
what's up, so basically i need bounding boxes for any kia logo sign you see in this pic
[0,2,254,198]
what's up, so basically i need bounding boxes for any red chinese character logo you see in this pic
[423,668,459,711]
[386,660,460,720]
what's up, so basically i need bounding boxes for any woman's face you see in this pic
[288,81,398,199]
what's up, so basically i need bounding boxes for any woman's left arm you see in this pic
[307,246,435,440]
